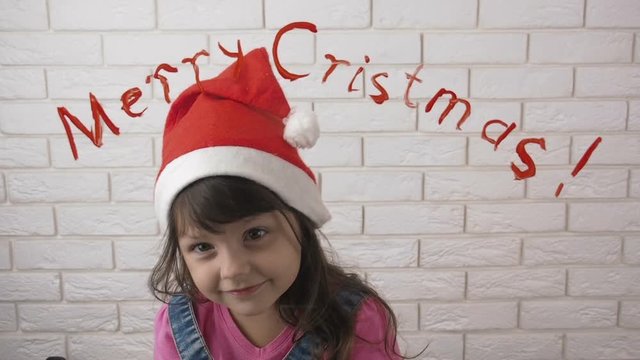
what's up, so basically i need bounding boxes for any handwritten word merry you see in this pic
[56,22,602,197]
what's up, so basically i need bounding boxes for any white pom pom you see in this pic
[283,108,320,149]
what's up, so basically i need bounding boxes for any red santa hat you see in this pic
[154,47,330,230]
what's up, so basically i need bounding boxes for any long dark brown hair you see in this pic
[149,176,409,359]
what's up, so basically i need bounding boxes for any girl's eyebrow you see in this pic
[239,213,267,224]
[178,233,202,243]
[179,227,216,241]
[180,215,267,241]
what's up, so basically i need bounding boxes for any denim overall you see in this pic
[168,290,365,360]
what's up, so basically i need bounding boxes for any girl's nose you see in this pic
[219,251,251,280]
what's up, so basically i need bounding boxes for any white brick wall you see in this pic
[566,333,640,360]
[104,34,208,66]
[50,137,154,168]
[368,270,465,301]
[321,205,362,235]
[366,66,469,99]
[114,239,160,270]
[301,135,362,167]
[573,135,640,165]
[0,138,49,167]
[1,0,639,359]
[576,67,640,97]
[0,303,16,331]
[390,302,419,331]
[110,171,156,202]
[0,173,5,203]
[315,101,416,132]
[527,169,628,199]
[365,136,466,166]
[0,102,73,135]
[158,0,262,30]
[68,335,153,359]
[468,269,566,299]
[47,68,151,100]
[425,170,524,200]
[631,171,640,198]
[468,135,570,166]
[420,101,521,133]
[14,240,113,269]
[479,0,584,28]
[0,68,46,99]
[0,240,10,269]
[215,33,315,65]
[400,334,463,360]
[19,304,118,331]
[467,203,566,233]
[317,33,421,64]
[621,301,640,328]
[266,0,370,29]
[373,0,477,29]
[636,35,640,64]
[7,172,109,202]
[626,237,640,264]
[520,300,618,329]
[0,273,60,301]
[529,32,633,64]
[327,238,418,268]
[0,34,103,65]
[466,333,563,360]
[365,204,464,234]
[322,171,423,201]
[569,268,640,296]
[50,0,155,30]
[569,202,640,232]
[420,302,518,331]
[631,101,640,130]
[57,205,157,235]
[0,206,54,235]
[0,336,66,360]
[586,0,640,28]
[64,273,152,301]
[120,302,159,333]
[522,236,621,265]
[523,101,627,132]
[279,65,365,99]
[471,67,574,99]
[425,33,527,65]
[420,237,520,267]
[0,0,48,31]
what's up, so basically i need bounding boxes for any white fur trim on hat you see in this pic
[154,146,331,231]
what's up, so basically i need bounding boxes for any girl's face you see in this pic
[178,210,301,318]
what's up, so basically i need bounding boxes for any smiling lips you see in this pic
[225,281,266,297]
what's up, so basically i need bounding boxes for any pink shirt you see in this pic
[154,297,400,359]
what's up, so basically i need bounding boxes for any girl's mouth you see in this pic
[226,281,266,297]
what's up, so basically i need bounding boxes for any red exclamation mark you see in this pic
[555,137,603,197]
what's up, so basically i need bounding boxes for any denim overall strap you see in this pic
[168,295,214,360]
[284,290,366,360]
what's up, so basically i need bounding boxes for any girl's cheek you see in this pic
[184,259,207,283]
[192,269,215,292]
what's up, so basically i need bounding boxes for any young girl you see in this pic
[150,47,404,360]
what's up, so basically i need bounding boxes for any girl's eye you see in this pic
[191,243,214,253]
[245,228,268,241]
